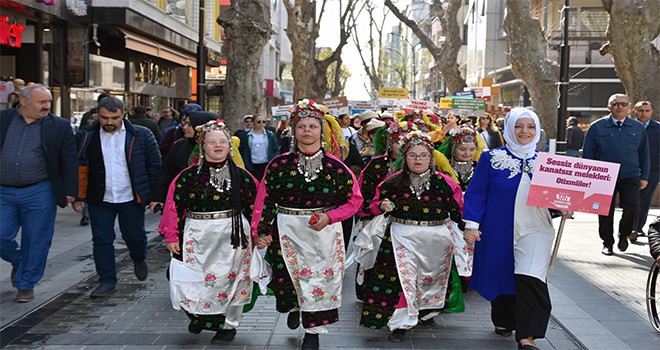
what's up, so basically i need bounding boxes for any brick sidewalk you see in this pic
[2,235,581,349]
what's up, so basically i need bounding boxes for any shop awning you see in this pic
[119,28,196,67]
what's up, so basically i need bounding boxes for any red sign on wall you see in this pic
[0,15,25,48]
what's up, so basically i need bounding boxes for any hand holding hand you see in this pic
[148,201,164,213]
[463,228,481,245]
[256,236,273,249]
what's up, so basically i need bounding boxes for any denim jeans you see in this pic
[0,181,57,290]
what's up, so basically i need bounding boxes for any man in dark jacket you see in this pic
[73,97,161,298]
[631,101,659,241]
[130,105,161,141]
[565,116,584,157]
[0,84,77,302]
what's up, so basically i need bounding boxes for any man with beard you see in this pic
[74,97,161,298]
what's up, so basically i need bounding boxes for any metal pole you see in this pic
[196,0,206,109]
[556,0,570,153]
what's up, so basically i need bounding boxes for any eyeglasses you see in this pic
[405,153,431,160]
[206,139,230,146]
[610,102,629,107]
[255,120,266,124]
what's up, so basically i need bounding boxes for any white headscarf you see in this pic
[503,107,541,158]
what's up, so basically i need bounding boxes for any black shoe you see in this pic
[287,310,300,329]
[518,343,540,350]
[419,317,436,327]
[90,283,116,298]
[629,231,639,243]
[80,216,89,226]
[617,234,628,252]
[301,333,319,349]
[601,246,614,256]
[134,260,148,281]
[494,327,513,337]
[388,329,406,342]
[10,266,17,288]
[210,328,236,343]
[188,322,203,334]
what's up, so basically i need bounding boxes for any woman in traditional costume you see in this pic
[463,108,571,350]
[358,129,471,342]
[437,124,485,192]
[159,120,257,343]
[251,99,362,350]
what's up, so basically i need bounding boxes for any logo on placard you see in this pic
[592,202,600,210]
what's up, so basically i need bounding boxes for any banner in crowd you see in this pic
[378,87,410,107]
[271,105,292,119]
[527,153,620,215]
[438,97,486,116]
[349,100,378,115]
[317,96,349,116]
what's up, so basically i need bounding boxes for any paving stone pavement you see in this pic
[1,207,658,349]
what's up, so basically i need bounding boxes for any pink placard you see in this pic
[527,153,620,215]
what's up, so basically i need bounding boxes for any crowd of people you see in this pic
[1,88,657,350]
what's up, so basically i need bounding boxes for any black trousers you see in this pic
[252,163,268,183]
[598,176,640,248]
[491,274,551,342]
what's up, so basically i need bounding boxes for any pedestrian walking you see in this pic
[463,107,572,350]
[130,105,162,141]
[358,129,470,342]
[157,106,178,133]
[238,114,279,181]
[159,103,202,159]
[251,99,362,350]
[159,119,257,343]
[630,101,659,242]
[0,84,77,303]
[476,114,504,149]
[582,94,650,255]
[73,97,161,298]
[565,116,584,157]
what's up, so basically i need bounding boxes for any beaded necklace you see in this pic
[297,149,324,182]
[409,168,432,200]
[209,162,232,192]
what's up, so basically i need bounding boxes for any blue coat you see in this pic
[463,147,538,301]
[0,108,78,208]
[582,116,650,180]
[76,120,161,206]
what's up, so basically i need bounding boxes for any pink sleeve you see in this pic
[368,170,402,216]
[250,176,268,238]
[158,168,189,243]
[325,153,364,224]
[436,170,464,214]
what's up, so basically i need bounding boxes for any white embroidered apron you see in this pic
[169,211,253,315]
[390,220,458,313]
[277,208,345,312]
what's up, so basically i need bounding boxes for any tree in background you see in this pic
[284,0,361,100]
[600,0,659,110]
[385,0,466,95]
[504,0,559,137]
[351,1,388,99]
[217,0,271,130]
[318,47,352,96]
